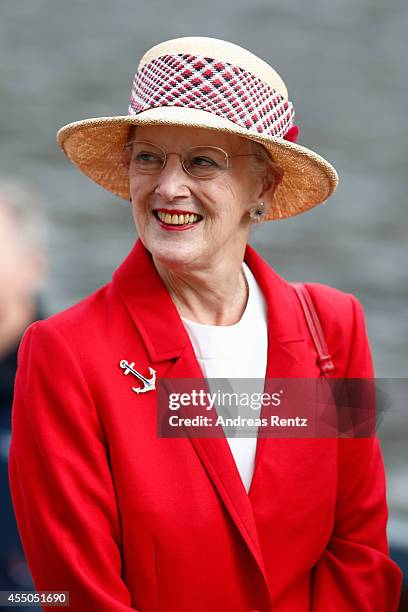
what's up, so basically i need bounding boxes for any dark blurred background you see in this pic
[1,0,407,606]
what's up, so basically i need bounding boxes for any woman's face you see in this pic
[128,125,274,272]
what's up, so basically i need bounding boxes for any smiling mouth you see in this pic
[153,209,203,226]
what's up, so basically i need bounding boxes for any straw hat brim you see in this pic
[57,106,338,220]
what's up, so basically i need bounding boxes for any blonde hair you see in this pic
[248,140,284,186]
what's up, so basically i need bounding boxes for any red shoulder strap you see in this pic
[291,282,335,375]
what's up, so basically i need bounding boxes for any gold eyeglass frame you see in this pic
[124,139,262,179]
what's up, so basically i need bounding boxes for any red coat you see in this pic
[9,240,402,611]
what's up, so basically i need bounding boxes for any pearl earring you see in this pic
[249,202,265,222]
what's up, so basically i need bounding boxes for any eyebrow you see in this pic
[129,139,252,156]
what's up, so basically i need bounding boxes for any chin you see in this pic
[146,238,206,270]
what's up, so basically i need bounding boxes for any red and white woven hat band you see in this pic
[128,53,296,141]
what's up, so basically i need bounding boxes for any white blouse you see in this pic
[181,262,268,492]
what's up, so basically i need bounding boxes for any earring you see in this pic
[249,202,265,222]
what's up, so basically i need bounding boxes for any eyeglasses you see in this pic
[124,140,263,179]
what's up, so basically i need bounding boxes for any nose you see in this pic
[154,153,192,201]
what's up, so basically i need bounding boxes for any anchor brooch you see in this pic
[119,360,156,394]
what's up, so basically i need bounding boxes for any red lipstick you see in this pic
[154,208,199,215]
[153,209,203,232]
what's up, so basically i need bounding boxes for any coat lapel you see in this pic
[112,240,310,606]
[244,246,312,478]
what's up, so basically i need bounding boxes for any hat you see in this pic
[57,36,338,220]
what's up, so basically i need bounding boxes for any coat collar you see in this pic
[112,239,309,609]
[113,239,306,366]
[112,239,187,361]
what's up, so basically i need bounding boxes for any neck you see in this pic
[154,256,249,326]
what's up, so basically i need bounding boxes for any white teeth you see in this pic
[156,211,201,225]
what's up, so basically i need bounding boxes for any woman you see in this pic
[9,37,402,611]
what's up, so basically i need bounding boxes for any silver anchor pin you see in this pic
[119,360,156,394]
